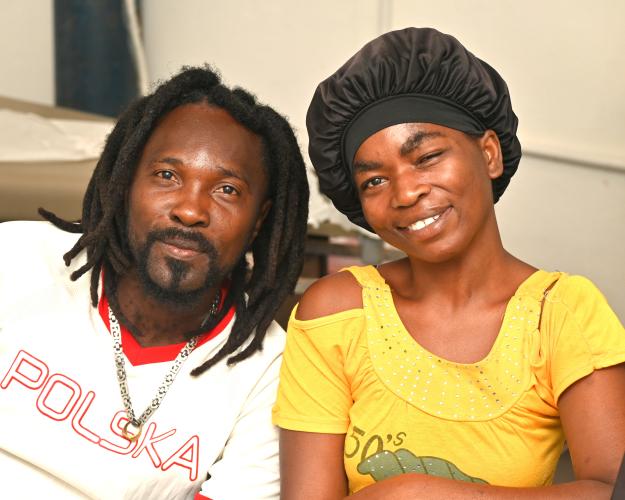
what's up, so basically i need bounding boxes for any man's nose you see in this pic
[169,185,210,227]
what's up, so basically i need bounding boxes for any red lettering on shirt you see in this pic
[131,421,176,467]
[36,373,81,421]
[71,390,100,444]
[162,435,200,481]
[1,350,201,482]
[1,350,48,390]
[100,411,138,455]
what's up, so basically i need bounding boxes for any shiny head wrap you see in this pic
[306,27,522,231]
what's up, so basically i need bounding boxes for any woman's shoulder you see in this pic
[550,273,602,297]
[295,268,366,321]
[543,272,610,312]
[545,272,623,324]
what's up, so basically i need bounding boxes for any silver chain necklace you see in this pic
[108,291,220,442]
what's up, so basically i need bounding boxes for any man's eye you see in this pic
[219,185,239,195]
[156,170,175,180]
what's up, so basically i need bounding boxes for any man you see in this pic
[0,67,309,499]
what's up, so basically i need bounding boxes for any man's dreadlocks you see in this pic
[40,66,309,376]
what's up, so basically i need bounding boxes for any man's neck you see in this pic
[109,271,220,347]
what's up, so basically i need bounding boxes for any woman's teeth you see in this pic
[408,214,440,231]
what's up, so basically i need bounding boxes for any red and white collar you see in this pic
[98,288,235,366]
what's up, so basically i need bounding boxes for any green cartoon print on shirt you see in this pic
[357,449,488,484]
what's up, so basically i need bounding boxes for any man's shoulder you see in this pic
[0,220,80,250]
[0,221,82,276]
[247,320,285,363]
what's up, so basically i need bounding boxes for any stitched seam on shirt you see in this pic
[556,287,596,357]
[554,353,625,403]
[290,308,365,329]
[273,413,348,431]
[547,293,597,399]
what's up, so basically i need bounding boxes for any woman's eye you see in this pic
[361,176,385,190]
[420,151,443,163]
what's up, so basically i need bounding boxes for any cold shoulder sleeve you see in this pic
[542,275,625,403]
[272,306,365,434]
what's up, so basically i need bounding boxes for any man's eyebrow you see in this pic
[215,165,251,186]
[400,131,443,156]
[156,157,182,166]
[352,160,382,174]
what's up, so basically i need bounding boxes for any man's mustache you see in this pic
[145,227,217,256]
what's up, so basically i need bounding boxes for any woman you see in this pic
[272,28,625,498]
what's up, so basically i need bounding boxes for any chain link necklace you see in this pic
[108,291,220,442]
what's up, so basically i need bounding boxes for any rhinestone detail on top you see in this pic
[365,278,543,422]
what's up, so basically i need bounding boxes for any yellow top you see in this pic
[273,266,625,493]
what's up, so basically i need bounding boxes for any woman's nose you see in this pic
[390,172,431,209]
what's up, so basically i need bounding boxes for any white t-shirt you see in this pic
[0,221,284,500]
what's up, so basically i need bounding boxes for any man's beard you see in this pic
[132,227,226,307]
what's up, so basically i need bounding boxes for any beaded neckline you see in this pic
[361,268,553,422]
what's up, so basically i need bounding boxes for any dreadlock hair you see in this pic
[40,66,309,375]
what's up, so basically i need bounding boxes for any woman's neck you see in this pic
[381,223,534,307]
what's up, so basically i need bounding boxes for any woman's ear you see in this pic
[480,130,504,180]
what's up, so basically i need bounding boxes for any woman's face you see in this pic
[352,122,503,263]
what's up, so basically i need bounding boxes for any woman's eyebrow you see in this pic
[352,160,382,174]
[400,131,443,156]
[352,130,444,173]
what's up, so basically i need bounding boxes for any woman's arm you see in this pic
[279,269,625,499]
[348,363,625,500]
[277,271,361,500]
[280,364,625,500]
[558,363,625,494]
[280,430,348,500]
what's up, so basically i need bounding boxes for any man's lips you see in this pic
[161,237,202,251]
[157,238,206,258]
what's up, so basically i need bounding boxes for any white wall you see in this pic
[384,1,625,316]
[142,0,625,319]
[390,0,625,169]
[496,158,625,317]
[142,0,382,146]
[0,0,54,105]
[1,1,622,318]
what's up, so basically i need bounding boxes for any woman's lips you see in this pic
[397,206,451,237]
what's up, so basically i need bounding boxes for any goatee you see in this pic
[133,227,225,307]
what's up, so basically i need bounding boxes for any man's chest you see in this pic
[0,316,238,498]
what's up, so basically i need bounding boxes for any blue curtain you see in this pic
[54,0,140,117]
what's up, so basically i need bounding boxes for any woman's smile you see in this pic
[397,206,451,231]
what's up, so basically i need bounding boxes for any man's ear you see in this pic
[480,130,504,180]
[250,199,273,243]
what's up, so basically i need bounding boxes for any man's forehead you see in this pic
[141,103,263,157]
[129,103,268,191]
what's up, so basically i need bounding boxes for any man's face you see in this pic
[126,103,270,305]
